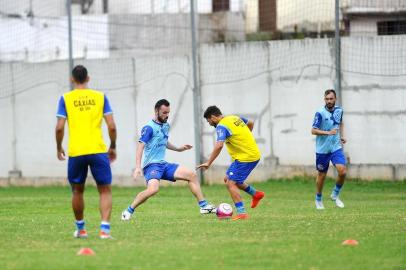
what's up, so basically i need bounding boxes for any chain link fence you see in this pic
[0,0,405,181]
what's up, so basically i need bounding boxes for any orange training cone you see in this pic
[342,239,359,246]
[77,247,96,256]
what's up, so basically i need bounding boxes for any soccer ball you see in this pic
[216,203,233,219]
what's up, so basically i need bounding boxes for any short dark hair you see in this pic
[72,65,88,84]
[324,89,336,97]
[155,99,170,110]
[203,106,222,119]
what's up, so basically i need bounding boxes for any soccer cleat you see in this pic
[315,200,325,210]
[99,231,113,239]
[251,191,265,208]
[232,213,249,221]
[200,203,216,214]
[331,194,345,208]
[73,229,88,238]
[121,209,133,221]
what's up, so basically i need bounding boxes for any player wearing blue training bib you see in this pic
[121,99,215,220]
[311,89,347,210]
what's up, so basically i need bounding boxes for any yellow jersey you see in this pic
[217,115,261,162]
[57,89,113,157]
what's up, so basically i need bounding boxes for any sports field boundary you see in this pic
[1,163,405,187]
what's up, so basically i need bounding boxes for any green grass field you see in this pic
[0,179,405,270]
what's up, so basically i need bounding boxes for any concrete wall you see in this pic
[341,36,406,164]
[344,0,406,11]
[0,15,109,62]
[1,0,244,16]
[349,17,378,36]
[109,12,245,57]
[348,15,406,36]
[245,0,259,33]
[1,0,66,17]
[0,56,196,184]
[200,42,272,166]
[1,36,405,184]
[0,12,244,62]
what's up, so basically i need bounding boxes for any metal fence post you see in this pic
[67,0,73,89]
[335,0,342,104]
[190,0,203,184]
[9,63,22,178]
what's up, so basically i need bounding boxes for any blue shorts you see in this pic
[226,160,259,184]
[68,153,112,185]
[316,148,346,172]
[143,162,179,182]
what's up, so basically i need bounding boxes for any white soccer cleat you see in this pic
[200,203,216,214]
[121,209,133,221]
[315,200,325,210]
[331,194,345,208]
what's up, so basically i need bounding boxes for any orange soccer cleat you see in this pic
[251,191,265,208]
[99,231,113,239]
[232,213,249,221]
[73,229,88,239]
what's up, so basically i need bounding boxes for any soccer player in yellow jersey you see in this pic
[55,65,117,239]
[197,106,265,220]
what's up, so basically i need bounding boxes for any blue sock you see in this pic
[316,193,322,202]
[100,221,110,234]
[235,201,246,214]
[75,220,85,231]
[127,205,135,214]
[332,184,343,196]
[244,185,257,196]
[198,200,208,208]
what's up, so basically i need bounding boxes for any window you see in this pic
[259,0,277,32]
[213,0,230,12]
[377,20,406,35]
[71,0,95,14]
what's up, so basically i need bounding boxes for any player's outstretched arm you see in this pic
[55,117,66,160]
[133,141,145,179]
[166,141,192,152]
[196,141,224,170]
[104,114,117,162]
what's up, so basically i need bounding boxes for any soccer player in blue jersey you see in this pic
[121,99,215,220]
[55,65,117,238]
[311,89,347,210]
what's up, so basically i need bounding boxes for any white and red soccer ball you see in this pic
[216,203,233,219]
